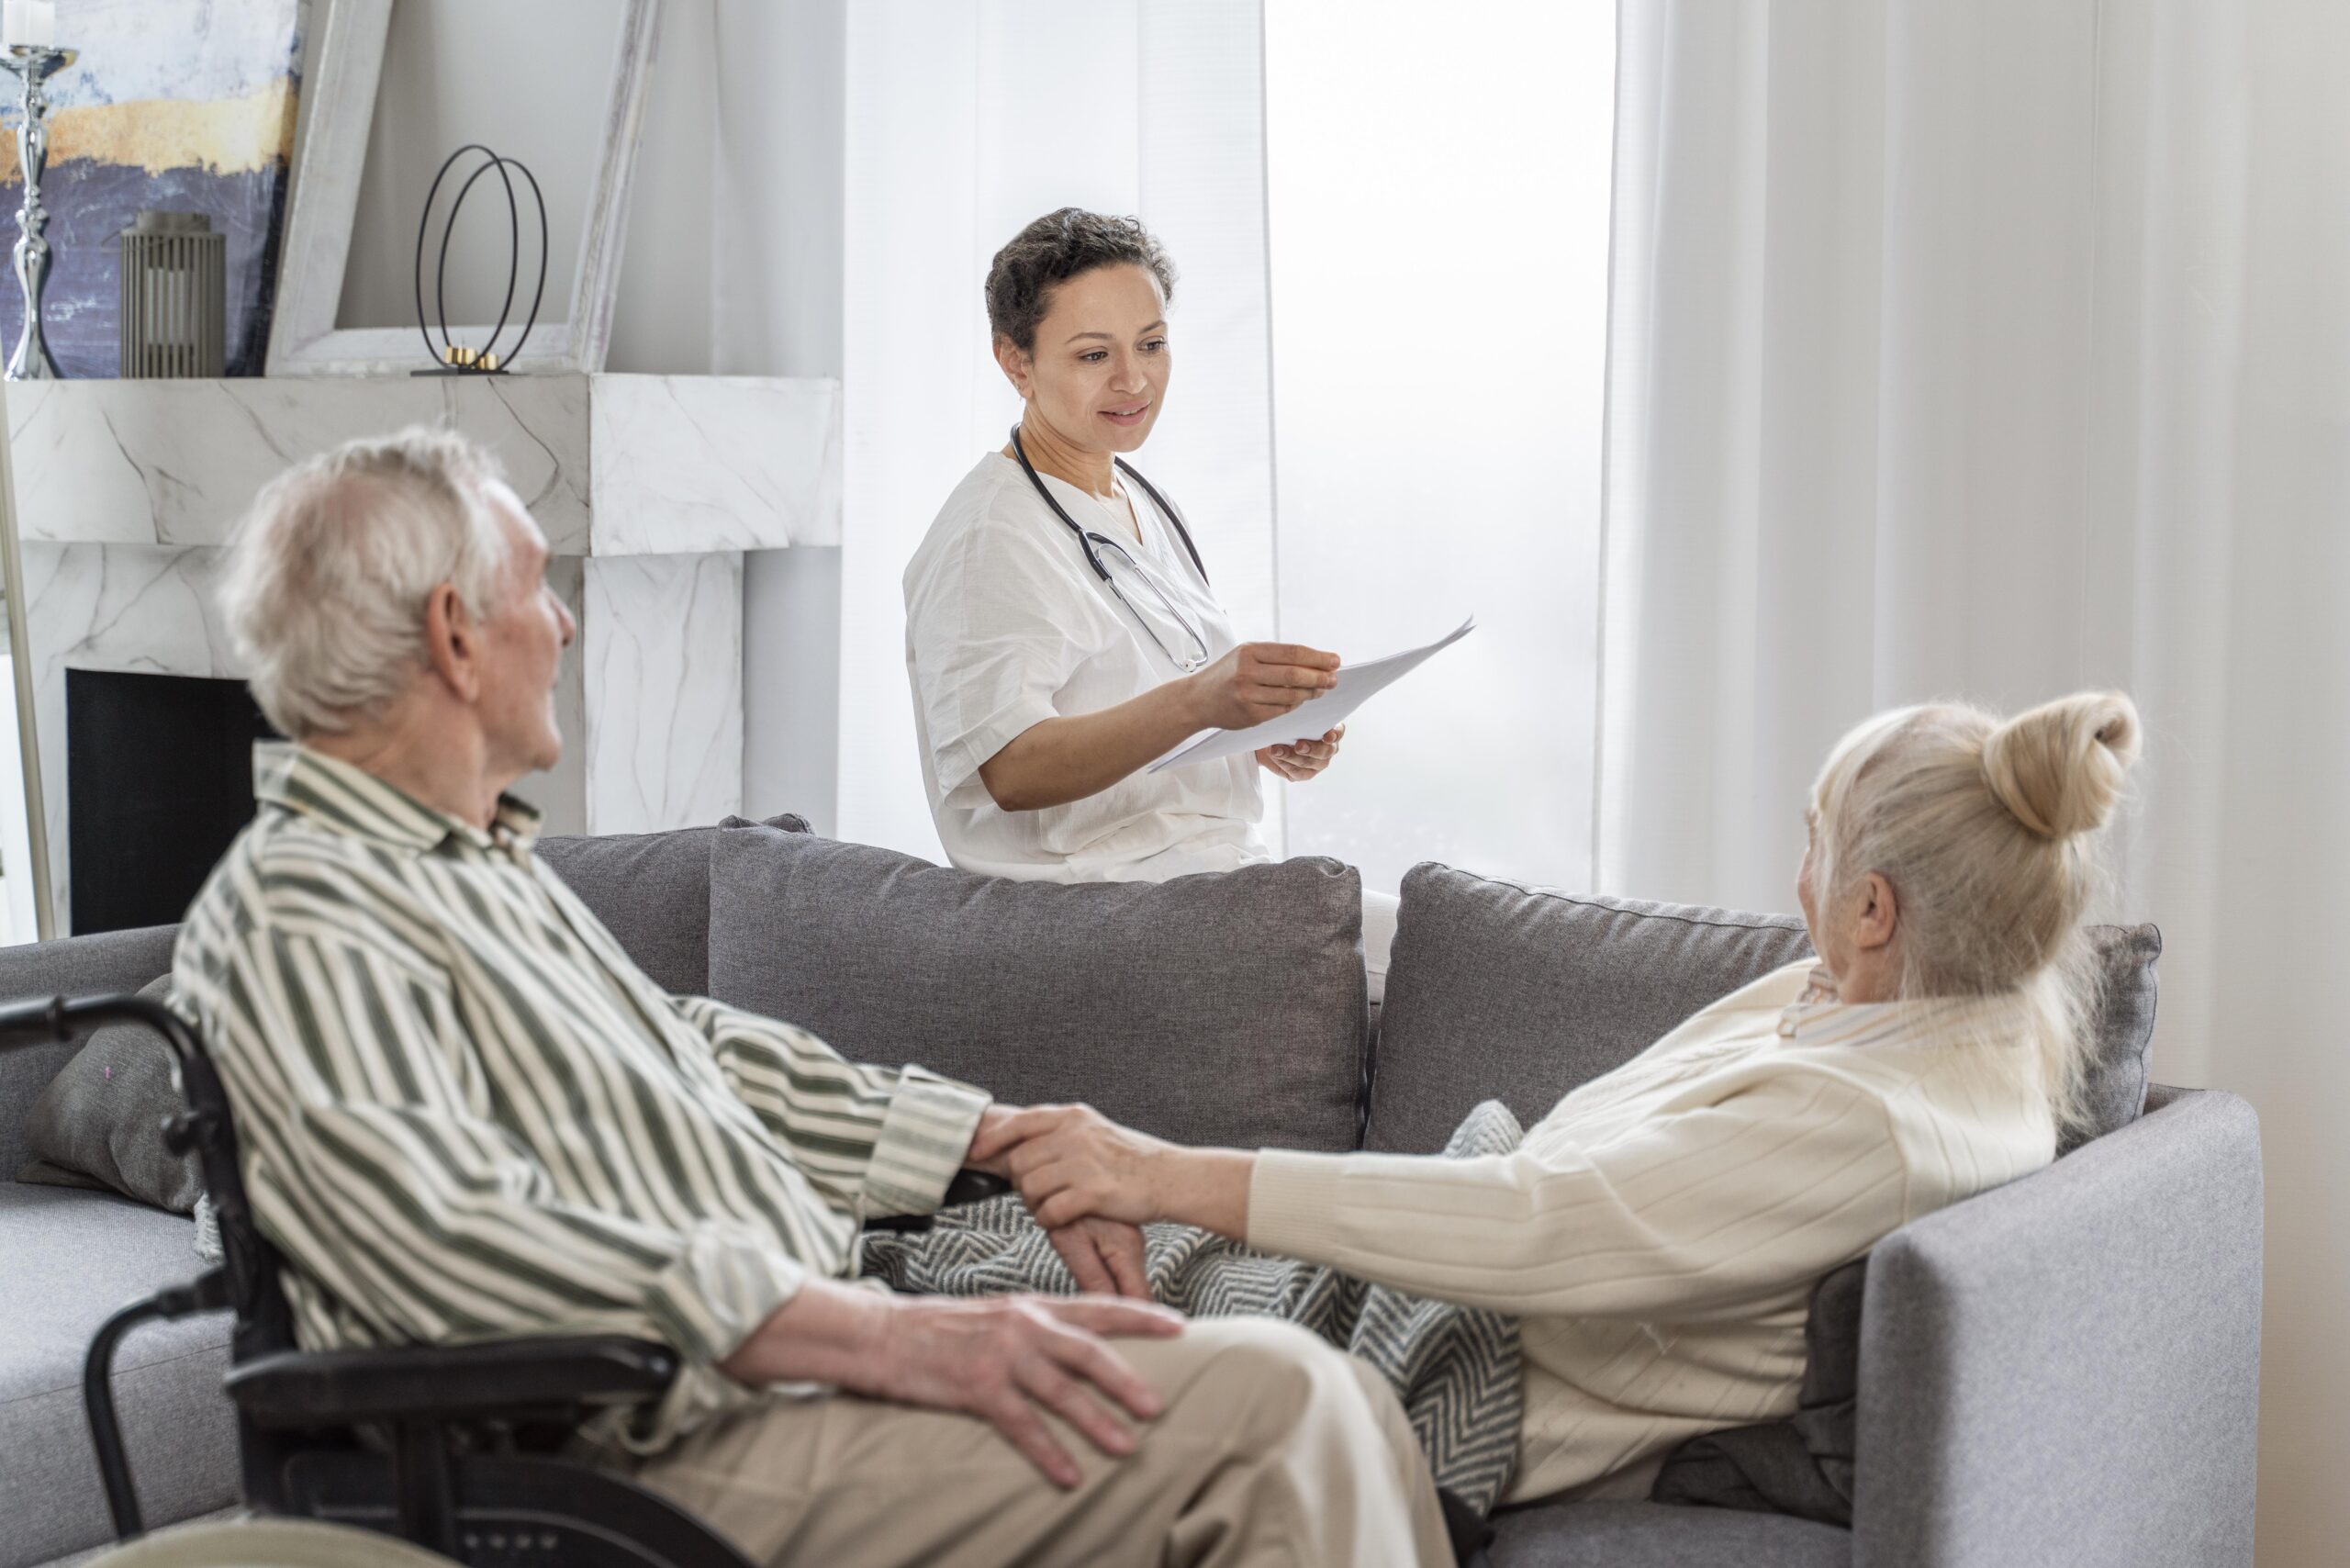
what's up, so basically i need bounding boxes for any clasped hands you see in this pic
[968,1103,1254,1300]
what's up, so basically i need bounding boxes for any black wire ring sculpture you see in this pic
[413,143,548,375]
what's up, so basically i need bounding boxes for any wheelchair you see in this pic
[3,991,1008,1568]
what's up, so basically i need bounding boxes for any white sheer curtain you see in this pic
[1263,0,1614,896]
[1599,2,2350,1559]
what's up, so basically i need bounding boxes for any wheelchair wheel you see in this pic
[75,1518,462,1568]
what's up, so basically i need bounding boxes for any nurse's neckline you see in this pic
[997,447,1142,543]
[998,441,1121,500]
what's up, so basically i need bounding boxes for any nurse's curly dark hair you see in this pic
[985,207,1177,354]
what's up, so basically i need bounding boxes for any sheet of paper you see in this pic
[1148,616,1477,773]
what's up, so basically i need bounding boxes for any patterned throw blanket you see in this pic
[861,1102,1528,1514]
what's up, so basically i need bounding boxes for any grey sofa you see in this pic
[0,823,2263,1568]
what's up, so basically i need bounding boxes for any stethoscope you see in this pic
[1010,424,1214,673]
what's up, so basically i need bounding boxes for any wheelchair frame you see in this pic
[5,991,1003,1568]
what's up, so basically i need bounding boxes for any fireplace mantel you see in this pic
[5,373,838,933]
[6,374,841,555]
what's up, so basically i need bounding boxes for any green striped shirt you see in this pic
[172,743,989,1450]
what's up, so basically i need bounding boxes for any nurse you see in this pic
[903,207,1349,888]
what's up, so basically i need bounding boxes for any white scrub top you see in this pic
[903,452,1270,883]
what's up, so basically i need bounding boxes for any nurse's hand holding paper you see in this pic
[1260,723,1346,784]
[1189,644,1348,784]
[901,208,1353,887]
[968,637,1345,815]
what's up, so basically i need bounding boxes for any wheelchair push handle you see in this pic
[0,991,76,1040]
[0,991,205,1062]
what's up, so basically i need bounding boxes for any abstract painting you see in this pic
[0,0,306,377]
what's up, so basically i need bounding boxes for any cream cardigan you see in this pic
[1246,961,2059,1504]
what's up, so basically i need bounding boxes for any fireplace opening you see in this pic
[68,669,281,935]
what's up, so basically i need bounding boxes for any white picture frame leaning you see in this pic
[265,0,664,377]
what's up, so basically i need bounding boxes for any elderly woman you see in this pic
[902,208,1401,995]
[977,690,2142,1506]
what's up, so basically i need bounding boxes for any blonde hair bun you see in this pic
[1981,691,2142,839]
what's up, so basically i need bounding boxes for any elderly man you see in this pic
[173,430,1450,1567]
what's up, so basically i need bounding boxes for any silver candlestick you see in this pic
[0,46,73,380]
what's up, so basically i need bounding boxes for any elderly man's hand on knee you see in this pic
[718,1275,1181,1489]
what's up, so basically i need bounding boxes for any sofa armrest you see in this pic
[227,1337,677,1427]
[1852,1088,2262,1568]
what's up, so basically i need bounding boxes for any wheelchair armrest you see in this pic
[229,1175,1013,1423]
[228,1336,677,1427]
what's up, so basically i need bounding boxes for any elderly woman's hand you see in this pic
[970,1105,1256,1239]
[1259,724,1344,783]
[970,1104,1172,1226]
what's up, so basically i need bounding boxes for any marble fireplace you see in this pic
[7,372,840,935]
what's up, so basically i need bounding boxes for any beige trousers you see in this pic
[596,1317,1453,1568]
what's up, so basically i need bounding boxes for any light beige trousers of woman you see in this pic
[598,1317,1453,1568]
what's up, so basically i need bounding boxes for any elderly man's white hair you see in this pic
[218,427,513,738]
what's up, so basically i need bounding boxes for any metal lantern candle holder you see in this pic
[413,143,547,375]
[119,211,226,378]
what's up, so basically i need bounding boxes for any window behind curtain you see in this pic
[1263,0,1616,895]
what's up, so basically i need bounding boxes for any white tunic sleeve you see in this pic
[905,507,1117,810]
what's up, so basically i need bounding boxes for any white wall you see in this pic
[709,0,848,830]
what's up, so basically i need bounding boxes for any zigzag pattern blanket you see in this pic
[861,1101,1527,1513]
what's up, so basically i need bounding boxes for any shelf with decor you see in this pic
[0,0,710,940]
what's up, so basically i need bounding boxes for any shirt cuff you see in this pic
[1246,1148,1349,1260]
[643,1221,810,1367]
[861,1066,991,1217]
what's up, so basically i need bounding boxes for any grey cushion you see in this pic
[2068,924,2161,1155]
[1651,1259,1864,1524]
[537,813,807,998]
[1366,868,1813,1154]
[19,976,195,1212]
[0,924,178,1186]
[1852,1088,2261,1567]
[1490,1499,1850,1567]
[1368,864,2164,1157]
[0,1182,236,1568]
[706,823,1367,1153]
